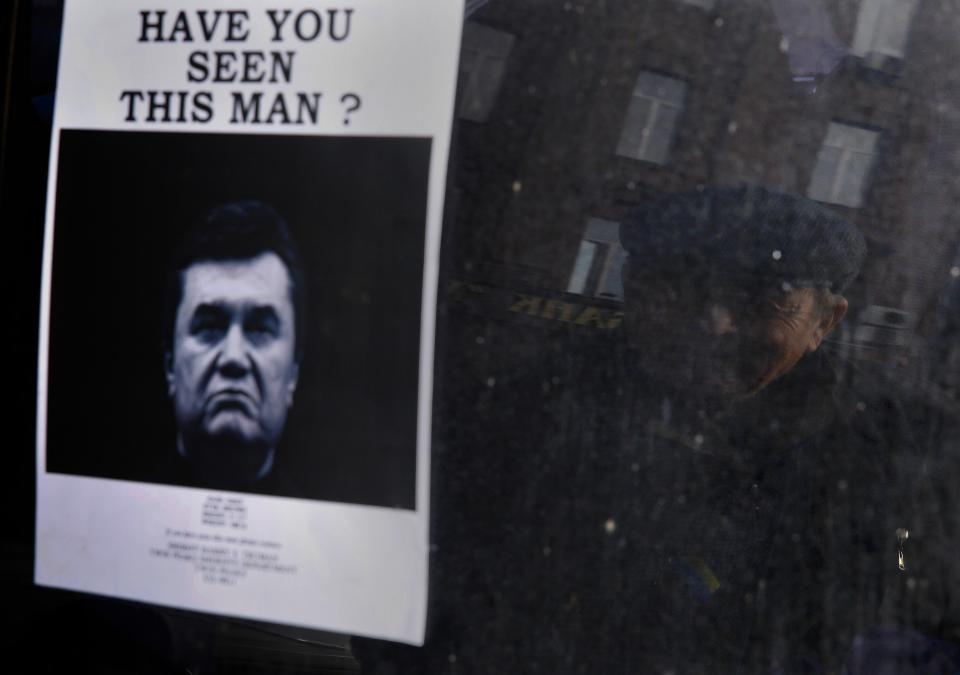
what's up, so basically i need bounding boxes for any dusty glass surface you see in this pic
[4,0,960,672]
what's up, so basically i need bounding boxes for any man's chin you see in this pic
[179,429,274,489]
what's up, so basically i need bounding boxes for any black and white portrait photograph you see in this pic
[44,130,429,509]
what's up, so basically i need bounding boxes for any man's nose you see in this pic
[217,324,250,376]
[704,302,738,335]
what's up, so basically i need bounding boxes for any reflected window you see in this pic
[853,304,911,348]
[458,22,515,123]
[807,122,879,208]
[851,0,919,67]
[464,0,491,18]
[566,218,626,301]
[676,0,716,9]
[615,71,687,165]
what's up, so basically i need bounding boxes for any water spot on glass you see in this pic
[772,249,782,260]
[543,546,552,556]
[837,479,848,491]
[951,266,960,278]
[779,36,790,52]
[448,653,457,664]
[512,180,523,193]
[856,401,867,411]
[475,335,485,345]
[631,462,640,472]
[676,495,687,505]
[714,17,724,27]
[906,577,917,590]
[604,518,616,534]
[896,528,909,571]
[486,376,496,387]
[693,434,704,447]
[727,120,738,134]
[627,181,636,191]
[563,1,573,10]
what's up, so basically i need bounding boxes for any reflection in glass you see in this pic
[615,71,687,165]
[807,122,879,207]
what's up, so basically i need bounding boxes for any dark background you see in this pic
[45,129,429,509]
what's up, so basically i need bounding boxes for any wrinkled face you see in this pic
[166,252,299,456]
[624,269,845,398]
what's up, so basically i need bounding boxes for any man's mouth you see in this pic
[207,390,257,416]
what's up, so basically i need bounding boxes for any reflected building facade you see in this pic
[449,0,960,397]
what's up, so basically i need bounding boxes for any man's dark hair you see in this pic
[162,201,307,362]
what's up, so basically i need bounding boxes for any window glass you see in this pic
[807,122,879,207]
[677,0,716,10]
[851,0,919,60]
[458,21,515,122]
[5,0,960,673]
[567,218,626,301]
[615,71,687,165]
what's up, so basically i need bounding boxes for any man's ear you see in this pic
[164,351,176,398]
[807,296,849,352]
[286,362,300,407]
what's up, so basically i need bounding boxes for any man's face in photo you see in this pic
[166,251,300,460]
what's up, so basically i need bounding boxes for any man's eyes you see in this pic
[187,308,282,344]
[189,313,228,341]
[245,309,280,338]
[767,299,803,316]
[714,297,802,322]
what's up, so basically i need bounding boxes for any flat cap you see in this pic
[619,185,866,293]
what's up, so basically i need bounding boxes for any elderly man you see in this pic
[619,185,861,403]
[606,188,959,672]
[522,185,880,673]
[162,201,305,491]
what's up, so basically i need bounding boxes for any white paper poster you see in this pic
[36,0,462,645]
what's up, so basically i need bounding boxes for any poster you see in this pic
[35,0,462,645]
